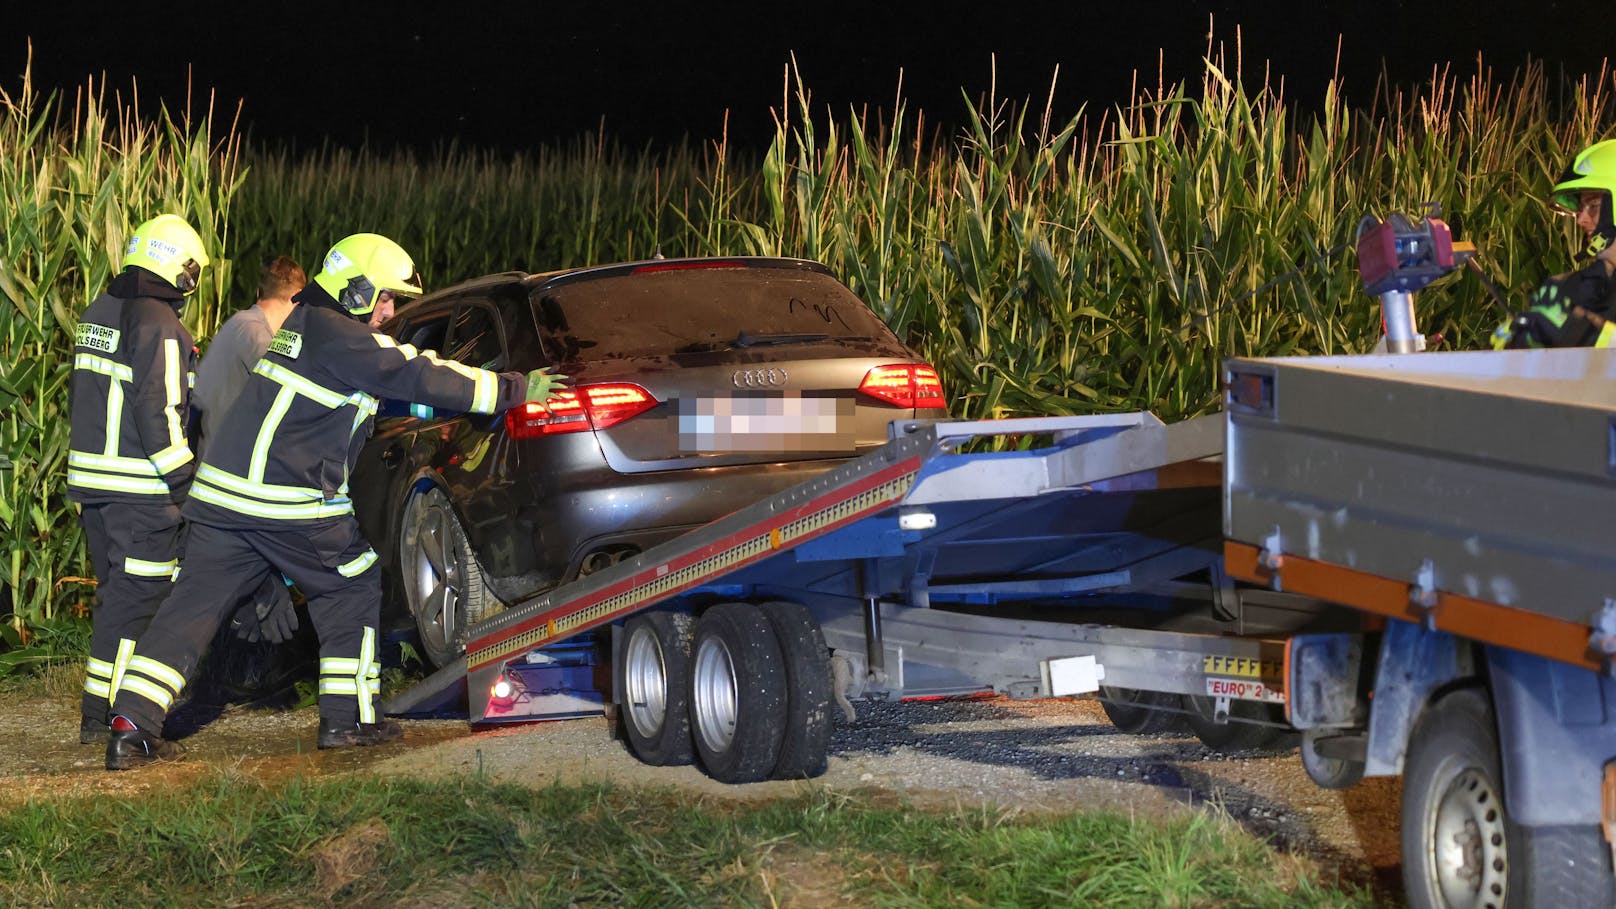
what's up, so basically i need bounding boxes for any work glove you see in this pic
[525,366,571,407]
[231,574,299,644]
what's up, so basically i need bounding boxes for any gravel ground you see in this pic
[0,689,1404,901]
[372,694,1403,898]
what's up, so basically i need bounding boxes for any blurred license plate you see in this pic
[678,393,854,452]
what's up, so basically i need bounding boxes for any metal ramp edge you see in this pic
[383,655,468,718]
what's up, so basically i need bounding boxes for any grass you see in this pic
[0,770,1386,908]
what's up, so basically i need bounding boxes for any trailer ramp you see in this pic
[386,411,1227,720]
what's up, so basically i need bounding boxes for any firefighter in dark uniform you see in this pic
[1494,139,1616,348]
[68,214,210,744]
[104,233,569,768]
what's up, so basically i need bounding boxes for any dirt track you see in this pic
[0,689,1404,902]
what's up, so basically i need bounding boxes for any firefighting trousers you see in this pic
[109,518,383,733]
[79,502,183,725]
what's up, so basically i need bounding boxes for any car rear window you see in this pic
[531,266,900,362]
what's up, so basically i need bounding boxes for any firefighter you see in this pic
[1493,139,1616,348]
[68,214,210,745]
[103,233,570,769]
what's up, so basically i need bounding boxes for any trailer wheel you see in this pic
[1099,687,1184,735]
[759,601,832,780]
[1299,729,1365,790]
[1184,696,1286,753]
[689,603,786,783]
[616,611,694,766]
[1402,687,1615,909]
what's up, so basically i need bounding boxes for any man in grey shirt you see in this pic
[195,256,305,445]
[194,256,307,645]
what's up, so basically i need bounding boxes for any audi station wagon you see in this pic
[350,257,949,666]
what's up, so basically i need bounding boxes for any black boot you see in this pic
[79,715,110,745]
[106,716,184,770]
[317,717,403,750]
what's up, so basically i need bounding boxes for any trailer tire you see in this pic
[1099,687,1184,735]
[1402,687,1615,909]
[689,603,787,783]
[616,611,694,766]
[1184,696,1286,753]
[759,601,832,780]
[1299,729,1365,790]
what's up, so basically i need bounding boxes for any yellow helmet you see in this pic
[1551,139,1616,211]
[1550,139,1616,258]
[312,233,423,317]
[123,214,210,294]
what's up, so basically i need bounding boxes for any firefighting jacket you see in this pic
[66,268,198,506]
[183,284,526,529]
[1501,258,1616,348]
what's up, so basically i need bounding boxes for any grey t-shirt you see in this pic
[195,306,274,451]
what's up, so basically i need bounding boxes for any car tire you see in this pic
[617,611,695,767]
[399,487,502,667]
[688,602,786,784]
[1099,686,1185,735]
[759,601,832,780]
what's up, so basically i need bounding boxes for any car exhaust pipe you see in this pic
[579,545,643,577]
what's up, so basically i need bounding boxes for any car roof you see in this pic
[410,257,841,304]
[522,256,836,292]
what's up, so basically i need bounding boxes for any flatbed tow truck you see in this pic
[385,215,1616,907]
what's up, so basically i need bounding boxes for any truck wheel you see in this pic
[1402,687,1615,909]
[689,603,786,783]
[759,601,832,780]
[1299,728,1365,790]
[399,487,501,667]
[1515,824,1615,908]
[1401,688,1514,909]
[1099,686,1184,735]
[1184,696,1285,752]
[616,611,694,766]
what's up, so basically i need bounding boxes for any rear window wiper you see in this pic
[674,332,874,353]
[732,331,833,347]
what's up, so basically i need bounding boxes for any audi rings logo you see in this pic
[732,367,788,388]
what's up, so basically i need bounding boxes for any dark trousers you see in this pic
[110,518,382,733]
[79,502,183,724]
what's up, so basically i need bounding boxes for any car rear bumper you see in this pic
[497,455,857,601]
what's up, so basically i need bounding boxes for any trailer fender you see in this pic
[1487,645,1616,827]
[1285,633,1367,730]
[1364,620,1470,777]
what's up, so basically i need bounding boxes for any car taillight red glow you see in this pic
[858,364,946,409]
[505,383,658,438]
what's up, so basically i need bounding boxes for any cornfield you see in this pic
[2,47,1613,630]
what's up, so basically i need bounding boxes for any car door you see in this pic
[431,299,525,562]
[352,298,522,610]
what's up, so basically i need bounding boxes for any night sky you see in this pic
[3,2,1606,154]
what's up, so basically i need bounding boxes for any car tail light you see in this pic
[505,383,658,438]
[858,364,946,409]
[631,260,746,274]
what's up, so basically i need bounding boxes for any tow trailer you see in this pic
[385,408,1349,775]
